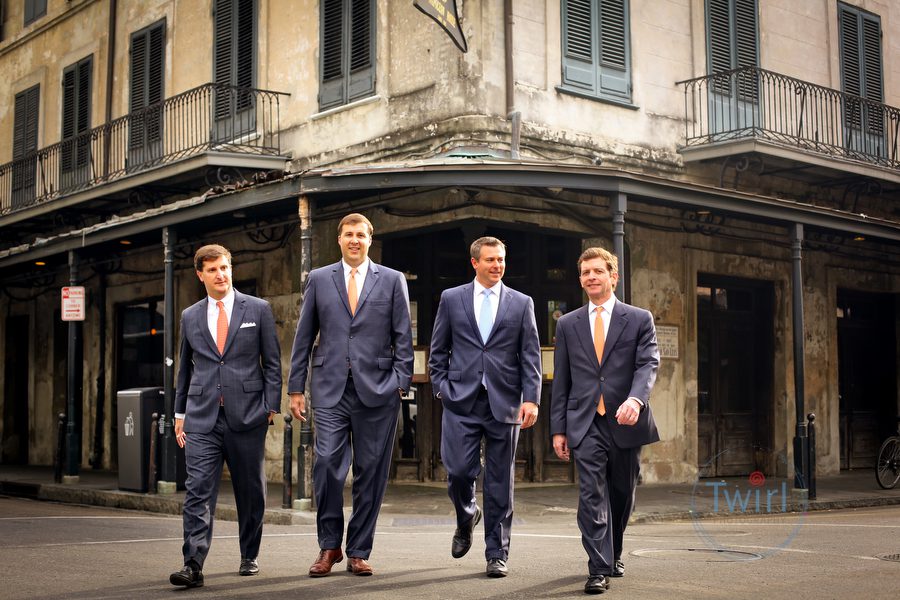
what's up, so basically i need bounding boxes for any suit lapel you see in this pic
[197,301,219,356]
[222,291,246,356]
[602,301,629,365]
[459,283,480,342]
[489,285,513,343]
[573,305,597,371]
[355,262,379,314]
[330,262,352,316]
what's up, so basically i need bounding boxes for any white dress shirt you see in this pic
[474,279,502,323]
[343,258,369,300]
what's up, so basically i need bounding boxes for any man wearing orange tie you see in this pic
[550,247,659,595]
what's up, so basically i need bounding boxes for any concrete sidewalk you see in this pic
[2,465,899,525]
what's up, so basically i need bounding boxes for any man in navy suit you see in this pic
[551,247,659,595]
[169,244,282,588]
[429,236,541,578]
[289,213,413,577]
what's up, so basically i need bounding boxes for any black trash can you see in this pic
[116,387,163,492]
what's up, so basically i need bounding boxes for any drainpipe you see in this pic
[790,224,809,493]
[504,0,520,159]
[102,0,117,178]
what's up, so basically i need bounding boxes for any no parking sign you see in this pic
[61,286,85,321]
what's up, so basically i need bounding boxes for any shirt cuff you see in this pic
[627,397,644,408]
[174,413,185,420]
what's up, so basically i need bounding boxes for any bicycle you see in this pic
[875,417,900,490]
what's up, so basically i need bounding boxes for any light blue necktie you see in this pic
[479,289,493,344]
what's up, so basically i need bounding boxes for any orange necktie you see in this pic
[348,267,359,315]
[594,307,606,416]
[216,300,228,355]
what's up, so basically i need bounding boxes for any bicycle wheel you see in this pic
[876,437,900,490]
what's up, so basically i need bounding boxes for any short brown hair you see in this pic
[194,244,232,272]
[338,213,374,237]
[470,236,506,260]
[577,247,618,275]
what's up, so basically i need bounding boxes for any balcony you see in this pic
[677,67,900,185]
[0,83,289,228]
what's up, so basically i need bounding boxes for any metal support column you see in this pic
[612,193,627,301]
[790,224,809,492]
[159,227,178,491]
[64,250,82,479]
[296,195,315,508]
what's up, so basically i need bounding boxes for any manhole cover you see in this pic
[876,553,900,563]
[631,548,762,562]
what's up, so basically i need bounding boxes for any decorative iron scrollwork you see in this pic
[681,210,724,236]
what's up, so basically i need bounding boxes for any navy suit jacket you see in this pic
[288,261,414,408]
[429,282,542,424]
[175,290,282,433]
[550,300,660,449]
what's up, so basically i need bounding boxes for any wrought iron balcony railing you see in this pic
[0,83,288,216]
[678,66,900,170]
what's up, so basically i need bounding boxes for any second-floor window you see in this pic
[213,0,257,138]
[24,0,47,26]
[706,0,758,100]
[838,2,883,145]
[560,0,631,103]
[12,84,40,207]
[129,20,165,164]
[319,0,375,111]
[61,56,93,184]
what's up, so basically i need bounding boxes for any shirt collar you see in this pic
[343,258,369,277]
[208,288,235,310]
[474,279,502,297]
[589,294,617,315]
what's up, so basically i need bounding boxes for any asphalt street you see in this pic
[1,495,899,599]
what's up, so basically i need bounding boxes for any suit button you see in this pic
[600,377,605,382]
[220,361,224,365]
[217,384,221,389]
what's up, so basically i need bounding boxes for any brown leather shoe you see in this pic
[308,548,343,577]
[346,557,374,576]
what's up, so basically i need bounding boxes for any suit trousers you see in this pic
[312,374,399,558]
[609,442,641,561]
[182,408,268,567]
[572,413,615,576]
[441,387,520,561]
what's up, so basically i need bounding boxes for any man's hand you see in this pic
[290,393,307,422]
[518,401,539,429]
[268,412,275,425]
[552,433,570,461]
[175,418,186,448]
[615,398,642,426]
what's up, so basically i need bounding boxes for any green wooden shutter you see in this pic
[347,0,374,102]
[319,0,375,110]
[320,0,346,109]
[24,0,47,26]
[12,85,40,206]
[839,4,883,132]
[597,0,629,98]
[707,0,757,96]
[61,56,93,173]
[562,0,598,91]
[129,20,165,153]
[214,0,256,117]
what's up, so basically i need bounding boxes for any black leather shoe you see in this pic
[239,558,259,576]
[584,575,609,594]
[451,505,482,558]
[486,558,508,578]
[611,559,624,577]
[170,563,204,588]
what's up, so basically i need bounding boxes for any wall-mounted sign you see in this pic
[61,286,86,321]
[656,325,679,359]
[414,0,467,52]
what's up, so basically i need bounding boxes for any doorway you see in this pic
[2,316,30,464]
[697,275,774,477]
[837,290,897,469]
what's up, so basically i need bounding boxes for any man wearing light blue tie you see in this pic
[429,236,542,578]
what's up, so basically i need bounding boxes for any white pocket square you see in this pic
[239,322,257,328]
